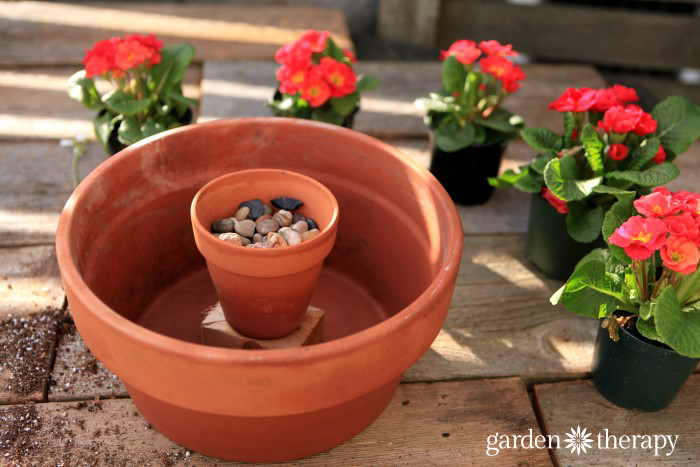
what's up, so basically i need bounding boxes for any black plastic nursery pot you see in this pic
[429,140,506,206]
[525,192,605,280]
[592,322,699,411]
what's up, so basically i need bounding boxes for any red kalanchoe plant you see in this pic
[553,188,700,357]
[415,39,526,151]
[492,85,700,244]
[68,34,197,155]
[269,30,377,126]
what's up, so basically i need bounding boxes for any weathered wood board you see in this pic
[2,378,550,465]
[199,61,606,138]
[0,65,201,141]
[534,376,700,465]
[0,2,352,66]
[404,234,597,383]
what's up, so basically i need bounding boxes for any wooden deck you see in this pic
[1,2,700,465]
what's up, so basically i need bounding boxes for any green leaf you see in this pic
[552,259,625,318]
[655,286,700,357]
[310,108,344,126]
[117,116,145,146]
[627,137,660,171]
[636,316,661,342]
[566,203,604,243]
[165,91,198,109]
[322,37,346,61]
[639,301,653,320]
[150,43,196,97]
[93,111,116,152]
[67,70,103,110]
[607,162,680,187]
[434,117,475,152]
[544,156,602,201]
[476,108,520,135]
[521,127,562,153]
[355,74,378,93]
[652,96,700,160]
[530,154,555,174]
[141,120,165,139]
[330,92,359,117]
[513,171,543,193]
[441,55,467,93]
[591,185,636,200]
[581,124,604,176]
[103,90,151,116]
[563,112,576,147]
[415,97,453,113]
[602,197,636,263]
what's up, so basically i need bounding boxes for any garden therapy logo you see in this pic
[486,428,678,457]
[563,426,593,455]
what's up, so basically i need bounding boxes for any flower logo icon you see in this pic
[564,426,593,455]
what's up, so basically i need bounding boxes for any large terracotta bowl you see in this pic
[56,118,463,462]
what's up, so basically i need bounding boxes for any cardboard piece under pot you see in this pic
[201,303,325,349]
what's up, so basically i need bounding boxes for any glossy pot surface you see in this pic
[56,117,463,461]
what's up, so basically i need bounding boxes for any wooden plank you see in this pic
[377,0,441,46]
[0,1,352,66]
[1,378,550,465]
[404,234,597,383]
[0,246,63,404]
[200,61,606,138]
[534,376,700,465]
[0,65,201,141]
[48,312,127,402]
[438,0,700,71]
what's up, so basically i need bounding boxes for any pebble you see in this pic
[234,219,256,238]
[306,217,319,230]
[271,197,303,211]
[278,227,302,246]
[253,233,263,244]
[218,233,244,245]
[273,210,293,227]
[292,213,306,224]
[263,203,274,216]
[301,229,320,242]
[238,199,265,220]
[234,206,250,221]
[291,221,308,233]
[211,218,235,233]
[267,232,288,248]
[256,218,280,235]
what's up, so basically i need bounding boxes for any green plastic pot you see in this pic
[592,323,699,411]
[525,192,605,280]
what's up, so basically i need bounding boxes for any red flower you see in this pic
[608,143,629,161]
[661,236,700,275]
[299,30,330,53]
[478,40,517,57]
[542,187,568,214]
[634,191,681,217]
[610,84,639,104]
[343,49,357,63]
[114,39,153,71]
[609,215,667,260]
[320,57,356,98]
[633,111,657,136]
[301,66,331,107]
[653,145,666,164]
[440,40,481,65]
[274,40,312,68]
[276,63,309,94]
[124,33,162,65]
[480,55,512,79]
[665,213,700,246]
[83,37,121,78]
[673,190,700,217]
[548,87,597,112]
[500,65,526,93]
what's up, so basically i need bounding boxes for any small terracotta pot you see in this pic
[191,169,339,339]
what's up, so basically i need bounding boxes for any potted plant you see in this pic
[67,34,198,155]
[415,40,526,205]
[269,30,378,128]
[553,188,700,410]
[491,86,700,279]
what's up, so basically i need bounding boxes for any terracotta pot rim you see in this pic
[56,117,463,366]
[191,168,339,256]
